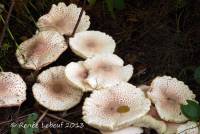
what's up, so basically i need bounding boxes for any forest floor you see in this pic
[0,0,200,134]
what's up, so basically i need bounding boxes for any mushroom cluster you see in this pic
[0,2,198,134]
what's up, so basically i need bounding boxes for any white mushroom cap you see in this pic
[83,54,134,88]
[16,31,67,70]
[0,72,26,107]
[133,115,167,134]
[65,61,93,92]
[69,31,116,58]
[147,76,196,123]
[82,82,151,131]
[32,66,83,111]
[37,3,90,35]
[177,121,199,134]
[100,126,143,134]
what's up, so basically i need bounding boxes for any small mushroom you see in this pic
[83,54,134,88]
[100,126,143,134]
[133,115,167,134]
[32,66,83,111]
[69,31,116,58]
[37,3,90,35]
[177,121,199,134]
[16,31,67,70]
[82,82,151,131]
[147,76,196,123]
[65,61,93,92]
[0,72,26,107]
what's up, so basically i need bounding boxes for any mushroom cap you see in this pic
[147,76,196,123]
[100,127,143,134]
[65,61,93,92]
[177,121,199,134]
[133,115,167,134]
[16,31,67,70]
[83,54,134,88]
[32,66,83,111]
[82,82,151,131]
[69,31,116,58]
[0,72,26,107]
[37,3,90,35]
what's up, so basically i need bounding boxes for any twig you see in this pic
[70,0,86,37]
[39,110,72,124]
[36,109,48,125]
[0,0,15,48]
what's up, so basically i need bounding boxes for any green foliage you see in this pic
[194,67,200,84]
[181,100,200,122]
[87,0,125,18]
[0,3,4,14]
[175,0,187,9]
[113,0,125,10]
[87,0,96,6]
[24,113,39,134]
[11,113,39,134]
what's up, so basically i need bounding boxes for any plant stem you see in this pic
[0,0,15,48]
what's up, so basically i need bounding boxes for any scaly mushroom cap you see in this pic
[177,121,199,134]
[82,82,151,131]
[37,3,90,35]
[133,115,167,134]
[16,31,67,70]
[32,66,83,111]
[147,76,196,123]
[69,31,116,58]
[0,72,26,107]
[65,61,93,92]
[100,127,143,134]
[83,54,134,88]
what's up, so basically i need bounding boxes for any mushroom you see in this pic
[37,3,90,35]
[100,126,143,134]
[82,82,151,131]
[165,122,181,134]
[16,31,67,70]
[83,54,134,88]
[147,76,196,123]
[0,72,26,107]
[133,115,167,134]
[65,61,93,92]
[69,31,116,58]
[32,66,83,111]
[177,121,199,134]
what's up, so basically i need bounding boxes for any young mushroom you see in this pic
[147,76,196,123]
[82,82,151,131]
[16,31,67,70]
[69,31,116,58]
[37,3,90,35]
[65,61,93,92]
[32,66,83,111]
[83,54,134,88]
[0,72,26,107]
[100,126,143,134]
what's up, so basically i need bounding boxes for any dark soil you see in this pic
[0,0,200,134]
